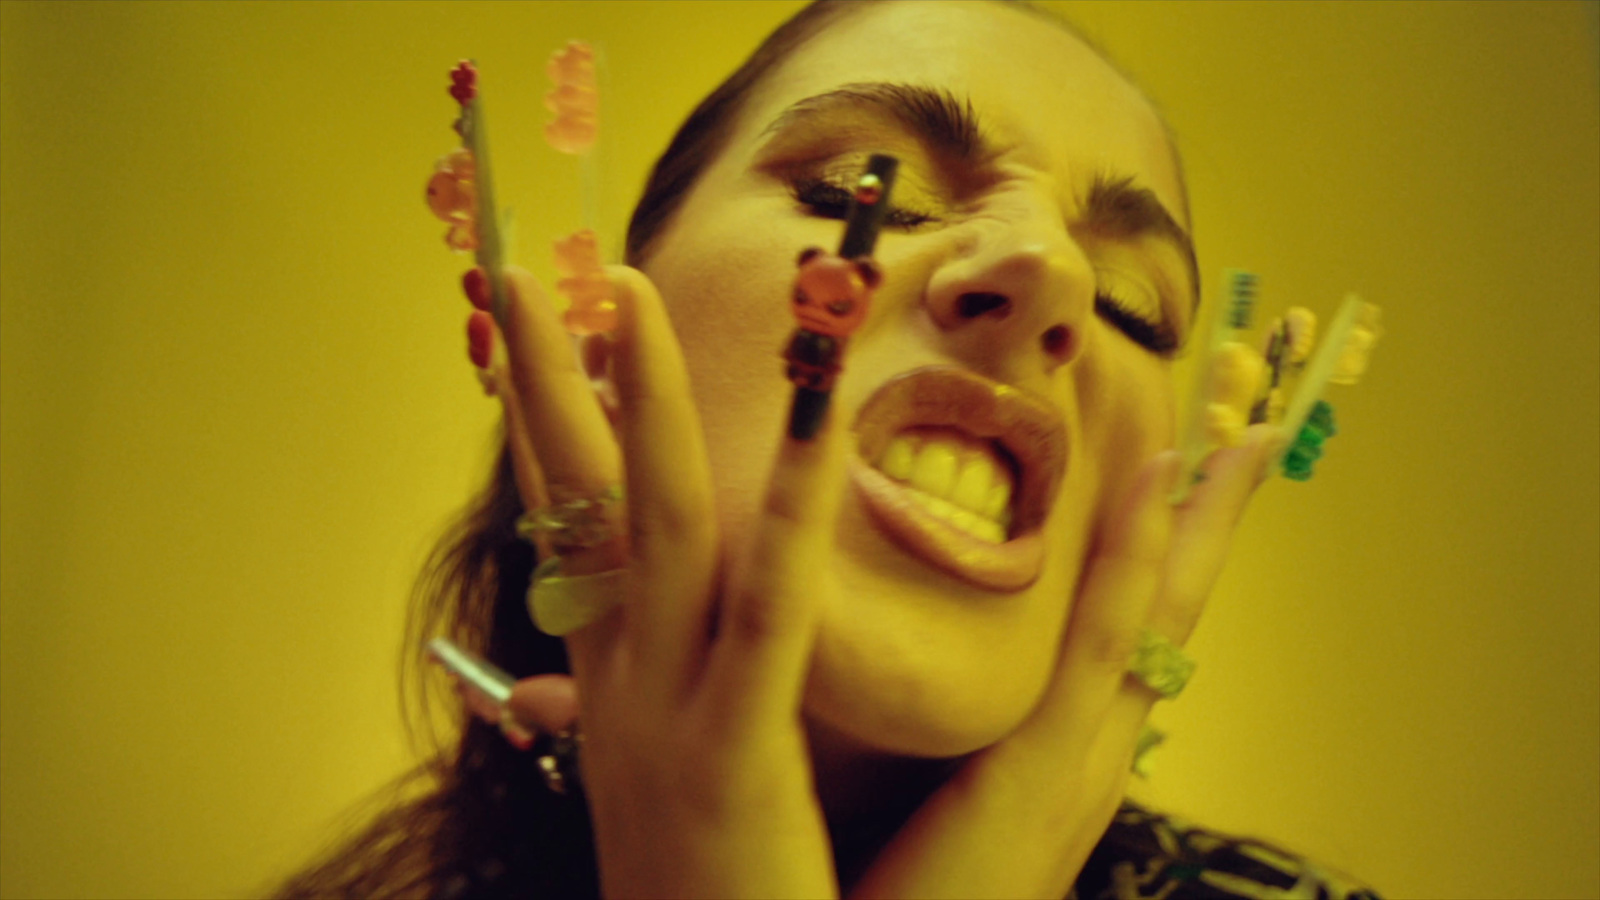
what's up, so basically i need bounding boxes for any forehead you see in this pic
[739,0,1184,224]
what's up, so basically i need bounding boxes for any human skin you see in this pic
[641,0,1196,761]
[478,2,1277,894]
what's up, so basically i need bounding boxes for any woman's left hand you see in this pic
[848,426,1279,900]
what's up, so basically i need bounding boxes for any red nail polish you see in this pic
[462,268,490,311]
[467,310,494,369]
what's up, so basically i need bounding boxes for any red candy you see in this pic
[449,60,478,104]
[461,268,489,311]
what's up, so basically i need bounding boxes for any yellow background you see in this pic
[2,1,1596,897]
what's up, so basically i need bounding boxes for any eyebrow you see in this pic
[762,81,1200,311]
[1082,172,1200,311]
[759,82,995,162]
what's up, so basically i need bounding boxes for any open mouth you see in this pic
[849,366,1068,591]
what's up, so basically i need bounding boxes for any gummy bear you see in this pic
[449,60,478,105]
[553,229,617,335]
[1283,306,1317,365]
[1281,400,1337,481]
[1330,304,1382,385]
[783,247,881,392]
[544,41,598,154]
[1202,341,1263,447]
[427,148,478,251]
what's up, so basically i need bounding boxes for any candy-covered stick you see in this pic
[447,61,509,328]
[783,154,899,441]
[543,41,615,335]
[544,41,600,228]
[544,41,599,155]
[1171,269,1257,504]
[1275,294,1381,470]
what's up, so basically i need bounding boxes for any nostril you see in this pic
[957,292,1010,319]
[1041,324,1073,361]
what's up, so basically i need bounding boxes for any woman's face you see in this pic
[641,0,1196,757]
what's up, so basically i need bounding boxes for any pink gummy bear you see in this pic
[553,229,616,335]
[543,41,598,154]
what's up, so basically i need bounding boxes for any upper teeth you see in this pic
[874,429,1014,540]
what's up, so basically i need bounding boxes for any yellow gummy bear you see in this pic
[1203,341,1264,446]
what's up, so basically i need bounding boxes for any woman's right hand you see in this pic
[467,263,846,899]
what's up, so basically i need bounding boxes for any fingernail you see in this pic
[467,310,495,369]
[462,268,490,311]
[500,711,536,751]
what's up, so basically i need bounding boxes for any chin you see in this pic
[797,495,1077,759]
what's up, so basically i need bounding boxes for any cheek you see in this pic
[644,232,799,532]
[1073,333,1178,525]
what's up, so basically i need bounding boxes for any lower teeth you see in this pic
[903,486,1007,543]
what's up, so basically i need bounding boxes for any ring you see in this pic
[516,484,624,552]
[526,556,626,636]
[1126,629,1196,699]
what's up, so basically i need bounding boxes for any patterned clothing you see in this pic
[1072,802,1383,900]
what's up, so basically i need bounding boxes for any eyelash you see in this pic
[789,177,934,228]
[1095,293,1181,356]
[789,177,1179,355]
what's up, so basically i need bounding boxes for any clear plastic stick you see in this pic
[1170,269,1257,504]
[426,637,513,706]
[1275,293,1370,465]
[460,74,508,328]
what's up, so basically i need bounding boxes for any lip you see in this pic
[849,366,1069,592]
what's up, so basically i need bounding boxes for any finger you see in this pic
[704,384,849,734]
[497,265,627,675]
[500,266,623,526]
[506,673,582,735]
[606,267,718,681]
[1031,451,1180,756]
[1098,426,1280,772]
[466,306,556,559]
[1152,423,1280,642]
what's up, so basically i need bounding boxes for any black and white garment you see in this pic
[1071,802,1383,900]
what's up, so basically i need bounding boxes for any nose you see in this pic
[923,196,1093,375]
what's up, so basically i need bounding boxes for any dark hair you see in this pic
[268,4,1189,898]
[268,4,882,897]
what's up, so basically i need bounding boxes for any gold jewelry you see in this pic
[1127,629,1196,699]
[516,484,623,552]
[526,556,626,636]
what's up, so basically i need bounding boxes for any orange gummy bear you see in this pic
[553,229,616,335]
[426,148,478,252]
[544,41,598,154]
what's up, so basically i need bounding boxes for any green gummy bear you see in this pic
[1307,399,1338,438]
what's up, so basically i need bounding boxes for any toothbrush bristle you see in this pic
[1227,269,1257,329]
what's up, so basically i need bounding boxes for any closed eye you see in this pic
[1096,293,1180,356]
[789,177,935,229]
